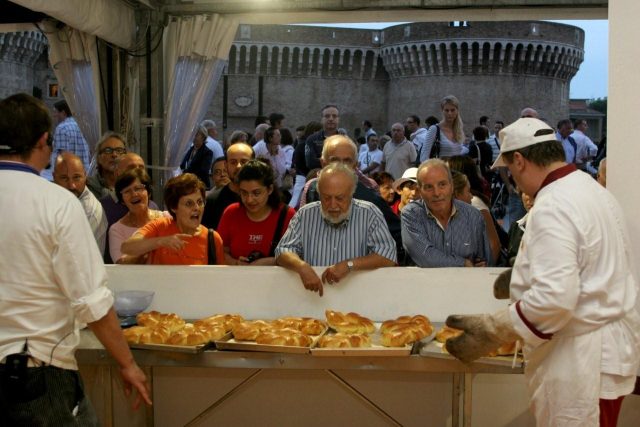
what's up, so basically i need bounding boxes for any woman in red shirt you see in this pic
[121,173,224,265]
[218,160,295,266]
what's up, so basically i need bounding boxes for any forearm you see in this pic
[121,235,161,257]
[351,253,396,270]
[276,251,308,273]
[88,308,137,369]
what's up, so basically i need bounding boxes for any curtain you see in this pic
[162,14,238,185]
[44,21,102,173]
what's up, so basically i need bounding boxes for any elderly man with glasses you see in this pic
[87,131,128,199]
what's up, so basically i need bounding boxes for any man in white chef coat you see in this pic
[445,118,640,426]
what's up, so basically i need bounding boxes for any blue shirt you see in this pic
[401,199,491,267]
[51,117,90,171]
[275,199,397,266]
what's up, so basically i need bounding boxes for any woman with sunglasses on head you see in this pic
[109,168,168,264]
[121,173,224,265]
[217,160,295,266]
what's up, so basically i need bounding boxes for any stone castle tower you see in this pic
[211,21,584,135]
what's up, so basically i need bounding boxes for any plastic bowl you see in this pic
[114,290,155,317]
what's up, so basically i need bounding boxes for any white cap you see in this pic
[393,167,418,191]
[491,118,557,169]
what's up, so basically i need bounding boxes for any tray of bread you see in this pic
[311,311,435,357]
[122,311,242,353]
[214,316,328,354]
[419,323,523,367]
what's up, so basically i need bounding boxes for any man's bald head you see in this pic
[321,134,358,169]
[520,107,539,119]
[53,152,86,198]
[115,153,145,177]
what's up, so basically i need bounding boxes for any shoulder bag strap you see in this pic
[207,228,217,265]
[430,125,441,159]
[269,206,289,257]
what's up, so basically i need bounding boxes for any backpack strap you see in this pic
[207,228,217,265]
[269,205,289,257]
[568,136,578,163]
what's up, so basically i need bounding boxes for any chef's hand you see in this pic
[119,362,152,410]
[297,263,325,296]
[321,261,349,285]
[445,308,519,364]
[493,268,512,300]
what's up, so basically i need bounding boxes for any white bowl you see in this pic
[114,290,155,317]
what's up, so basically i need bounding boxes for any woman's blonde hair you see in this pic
[440,95,465,143]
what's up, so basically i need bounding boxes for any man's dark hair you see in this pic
[321,104,339,115]
[425,116,439,127]
[254,116,269,127]
[408,115,421,126]
[0,93,52,158]
[54,99,72,117]
[557,119,572,130]
[296,125,305,132]
[363,120,372,128]
[573,118,585,128]
[479,115,489,126]
[473,126,489,141]
[269,113,284,126]
[495,120,505,127]
[502,140,566,167]
[264,127,278,145]
[237,159,281,210]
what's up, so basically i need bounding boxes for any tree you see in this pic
[588,97,607,115]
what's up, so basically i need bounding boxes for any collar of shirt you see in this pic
[0,160,40,176]
[424,200,457,231]
[534,163,577,198]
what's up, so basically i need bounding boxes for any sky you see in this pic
[301,20,608,100]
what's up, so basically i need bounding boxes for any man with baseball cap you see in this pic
[446,118,640,426]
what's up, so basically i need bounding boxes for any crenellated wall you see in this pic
[207,21,584,137]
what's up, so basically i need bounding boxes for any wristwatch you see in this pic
[346,260,354,272]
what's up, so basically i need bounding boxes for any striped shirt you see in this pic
[50,117,90,171]
[275,199,397,266]
[401,199,491,267]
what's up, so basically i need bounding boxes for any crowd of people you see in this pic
[41,97,610,282]
[1,92,637,427]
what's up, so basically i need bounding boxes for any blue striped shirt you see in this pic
[401,199,491,267]
[51,117,90,170]
[275,199,397,266]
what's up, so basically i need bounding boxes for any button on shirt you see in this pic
[401,199,491,267]
[275,199,397,265]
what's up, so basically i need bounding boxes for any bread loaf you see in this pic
[232,320,273,341]
[317,333,372,348]
[123,326,153,344]
[196,314,244,332]
[325,310,375,334]
[381,324,424,347]
[255,329,313,347]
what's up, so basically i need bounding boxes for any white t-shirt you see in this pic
[358,148,383,174]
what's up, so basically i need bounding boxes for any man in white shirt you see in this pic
[201,119,224,160]
[381,122,417,180]
[446,118,640,426]
[358,134,383,175]
[406,115,427,162]
[0,93,151,424]
[571,119,598,173]
[53,152,108,254]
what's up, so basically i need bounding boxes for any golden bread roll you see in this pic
[435,325,463,343]
[255,329,313,347]
[123,326,153,344]
[487,341,520,357]
[232,320,273,341]
[271,317,304,331]
[147,325,172,344]
[317,333,372,348]
[166,328,210,346]
[300,318,327,335]
[381,323,425,347]
[136,311,185,332]
[325,310,375,334]
[196,314,244,332]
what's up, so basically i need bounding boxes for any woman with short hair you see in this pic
[121,173,224,265]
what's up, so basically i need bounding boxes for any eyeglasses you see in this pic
[100,147,127,155]
[181,199,205,209]
[121,185,147,197]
